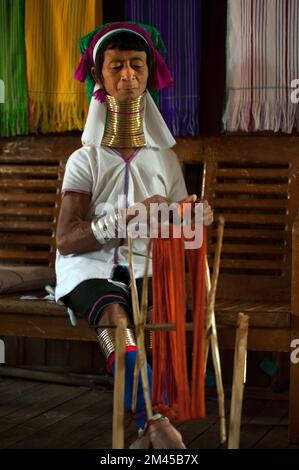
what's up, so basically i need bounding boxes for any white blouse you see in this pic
[55,145,188,302]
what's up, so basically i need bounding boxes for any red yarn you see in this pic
[152,226,206,422]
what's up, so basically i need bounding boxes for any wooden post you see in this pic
[289,216,299,443]
[228,312,249,449]
[289,315,299,444]
[112,316,126,449]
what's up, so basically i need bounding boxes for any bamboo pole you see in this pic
[210,312,226,443]
[112,315,127,449]
[131,240,152,414]
[96,321,230,331]
[228,312,249,449]
[128,232,153,422]
[205,216,225,355]
[204,216,226,443]
[127,232,161,447]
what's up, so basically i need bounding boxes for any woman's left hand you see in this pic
[202,200,214,226]
[179,195,214,226]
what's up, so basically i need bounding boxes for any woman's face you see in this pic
[100,49,149,103]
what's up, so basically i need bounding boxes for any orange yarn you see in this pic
[151,225,206,422]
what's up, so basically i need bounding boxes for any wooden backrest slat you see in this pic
[0,165,59,176]
[215,213,287,224]
[215,168,290,178]
[0,193,59,203]
[1,179,59,189]
[0,221,55,231]
[0,250,51,261]
[0,234,51,245]
[211,228,287,240]
[198,138,299,302]
[211,243,287,255]
[0,207,55,217]
[213,198,287,209]
[214,183,288,194]
[220,259,285,270]
[0,157,63,267]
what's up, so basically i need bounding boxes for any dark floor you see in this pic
[0,377,298,449]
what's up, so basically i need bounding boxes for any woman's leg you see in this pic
[96,302,152,429]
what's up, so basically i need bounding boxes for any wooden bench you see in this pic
[0,148,97,342]
[1,136,299,444]
[196,137,299,444]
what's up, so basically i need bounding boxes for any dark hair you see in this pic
[95,31,152,85]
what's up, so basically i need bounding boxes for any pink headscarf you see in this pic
[74,22,174,96]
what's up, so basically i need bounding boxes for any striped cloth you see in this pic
[25,0,101,133]
[223,0,299,133]
[0,0,28,137]
[126,0,201,136]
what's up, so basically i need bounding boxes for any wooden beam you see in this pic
[289,316,299,444]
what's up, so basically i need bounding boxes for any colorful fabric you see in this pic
[25,0,99,133]
[125,0,201,136]
[75,21,173,105]
[223,0,299,133]
[0,0,28,137]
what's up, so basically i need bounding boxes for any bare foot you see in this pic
[129,416,186,450]
[148,416,186,449]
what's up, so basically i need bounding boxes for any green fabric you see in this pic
[0,0,28,137]
[79,21,168,106]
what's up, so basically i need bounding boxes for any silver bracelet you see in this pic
[91,209,125,245]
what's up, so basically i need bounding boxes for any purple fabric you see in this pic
[74,22,174,92]
[92,88,107,103]
[126,1,201,136]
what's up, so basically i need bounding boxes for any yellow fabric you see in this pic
[25,0,101,133]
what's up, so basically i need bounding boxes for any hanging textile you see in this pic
[25,0,101,133]
[0,0,28,137]
[223,0,299,133]
[151,227,206,422]
[125,0,201,137]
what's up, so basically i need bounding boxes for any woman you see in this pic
[55,22,213,449]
